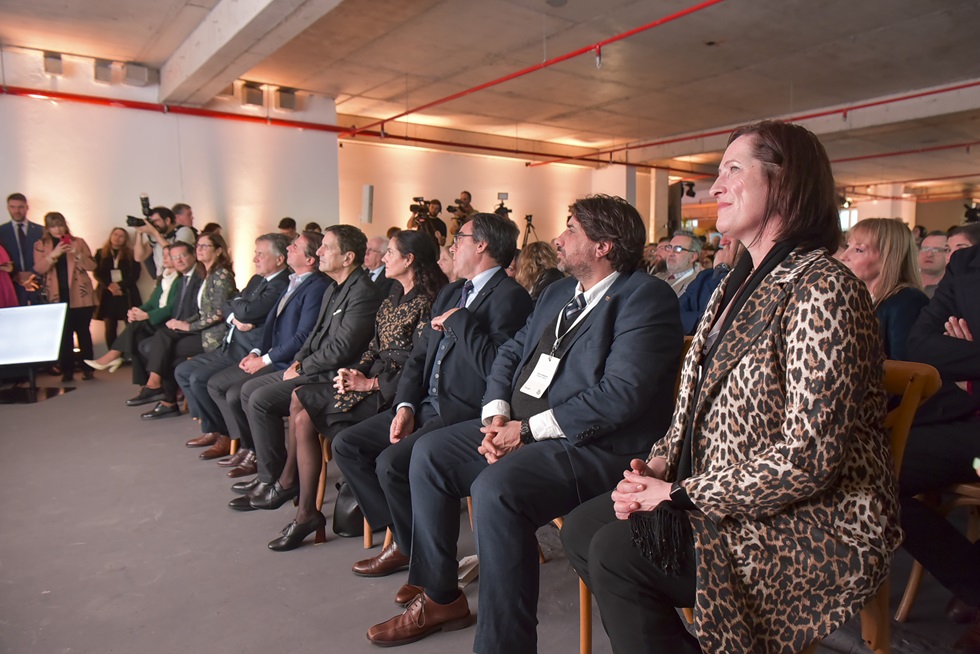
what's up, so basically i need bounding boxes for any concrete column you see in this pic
[650,169,670,241]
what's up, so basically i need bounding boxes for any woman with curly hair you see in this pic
[514,240,563,303]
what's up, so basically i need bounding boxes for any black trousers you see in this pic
[561,493,702,654]
[110,320,157,385]
[332,402,444,550]
[144,326,204,402]
[899,415,980,606]
[175,349,238,434]
[407,420,629,654]
[207,363,275,449]
[60,305,94,375]
[240,370,312,483]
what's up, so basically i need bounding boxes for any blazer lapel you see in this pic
[559,272,631,354]
[466,269,505,314]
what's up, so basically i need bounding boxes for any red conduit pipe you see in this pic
[345,0,728,137]
[528,79,980,167]
[831,140,980,164]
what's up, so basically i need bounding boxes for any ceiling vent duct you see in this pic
[43,52,63,76]
[275,87,297,112]
[123,63,151,86]
[242,82,265,107]
[94,59,113,83]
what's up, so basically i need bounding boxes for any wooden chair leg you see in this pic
[316,434,329,512]
[799,644,820,654]
[895,561,925,623]
[383,527,394,549]
[466,496,474,532]
[860,581,890,654]
[579,578,592,654]
[229,439,239,456]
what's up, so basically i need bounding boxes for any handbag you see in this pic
[332,479,365,538]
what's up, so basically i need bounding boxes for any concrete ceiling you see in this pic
[2,0,979,200]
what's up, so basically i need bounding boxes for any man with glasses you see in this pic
[332,213,532,579]
[918,231,949,298]
[364,235,394,296]
[657,230,702,296]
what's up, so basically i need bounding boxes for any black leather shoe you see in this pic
[268,512,327,551]
[228,482,272,511]
[249,481,299,510]
[126,386,165,406]
[231,477,262,495]
[140,402,181,420]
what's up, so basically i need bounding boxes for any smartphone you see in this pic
[60,235,72,246]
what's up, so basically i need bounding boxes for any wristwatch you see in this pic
[294,360,303,375]
[519,419,535,445]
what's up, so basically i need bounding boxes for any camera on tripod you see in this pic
[446,197,466,214]
[126,193,153,227]
[494,192,512,218]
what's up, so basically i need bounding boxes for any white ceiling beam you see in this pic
[159,0,343,105]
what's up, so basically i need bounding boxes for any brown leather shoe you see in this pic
[352,542,409,578]
[949,597,980,625]
[185,432,219,448]
[367,591,472,647]
[200,435,231,460]
[217,447,249,468]
[227,451,257,478]
[395,584,423,607]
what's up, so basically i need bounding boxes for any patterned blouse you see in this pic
[333,286,432,413]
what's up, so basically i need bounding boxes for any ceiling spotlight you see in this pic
[683,182,696,198]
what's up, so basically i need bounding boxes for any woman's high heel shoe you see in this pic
[268,512,327,552]
[85,358,123,373]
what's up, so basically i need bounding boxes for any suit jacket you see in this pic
[1,220,44,305]
[223,271,290,357]
[649,249,901,653]
[172,271,204,322]
[33,236,97,307]
[370,266,396,297]
[295,267,383,382]
[678,265,730,334]
[395,269,533,426]
[908,243,980,423]
[258,272,330,370]
[484,271,682,455]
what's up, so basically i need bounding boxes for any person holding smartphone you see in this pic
[33,212,97,380]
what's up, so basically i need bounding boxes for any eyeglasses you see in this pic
[196,243,214,250]
[453,233,475,245]
[171,253,191,260]
[920,246,949,254]
[666,245,695,254]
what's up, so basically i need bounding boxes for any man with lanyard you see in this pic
[366,194,684,652]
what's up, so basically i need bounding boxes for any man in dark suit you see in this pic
[175,234,291,459]
[1,193,44,305]
[366,195,684,652]
[229,225,383,510]
[332,213,532,579]
[902,243,980,653]
[207,232,329,478]
[365,235,395,297]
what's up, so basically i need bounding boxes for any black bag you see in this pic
[332,480,365,538]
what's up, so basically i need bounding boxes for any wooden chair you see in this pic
[895,482,980,622]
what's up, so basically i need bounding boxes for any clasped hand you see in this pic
[334,368,372,394]
[239,353,265,374]
[610,457,672,520]
[478,415,522,464]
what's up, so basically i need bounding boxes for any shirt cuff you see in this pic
[226,312,236,325]
[396,402,415,414]
[261,353,272,366]
[528,410,564,440]
[481,400,511,425]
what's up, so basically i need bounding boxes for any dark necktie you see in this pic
[456,280,475,309]
[563,293,586,323]
[16,223,27,269]
[176,275,191,318]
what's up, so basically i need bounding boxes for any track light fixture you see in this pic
[683,182,696,198]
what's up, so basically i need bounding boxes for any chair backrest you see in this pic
[674,335,694,397]
[881,360,942,475]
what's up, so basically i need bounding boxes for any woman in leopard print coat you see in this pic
[562,121,901,653]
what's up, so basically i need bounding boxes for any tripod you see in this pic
[521,214,538,249]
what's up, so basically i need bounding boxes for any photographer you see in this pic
[407,199,447,246]
[133,207,195,278]
[447,190,478,236]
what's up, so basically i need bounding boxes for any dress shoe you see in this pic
[185,432,219,448]
[231,477,262,494]
[82,369,94,380]
[217,448,249,468]
[367,591,472,647]
[949,597,980,625]
[227,451,257,478]
[248,481,299,510]
[61,373,74,382]
[85,357,122,372]
[200,435,231,460]
[126,386,165,406]
[395,584,424,607]
[352,542,410,578]
[268,512,327,551]
[228,482,272,511]
[141,402,181,420]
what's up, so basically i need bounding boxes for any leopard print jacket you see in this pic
[649,248,902,653]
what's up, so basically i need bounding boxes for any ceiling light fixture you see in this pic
[684,182,696,197]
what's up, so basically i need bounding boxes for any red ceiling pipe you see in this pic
[345,0,728,138]
[529,79,980,167]
[831,140,980,164]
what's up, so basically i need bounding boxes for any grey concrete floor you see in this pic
[0,367,968,653]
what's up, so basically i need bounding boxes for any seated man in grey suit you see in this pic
[366,195,684,652]
[332,213,533,579]
[229,225,383,511]
[207,232,330,478]
[175,233,291,460]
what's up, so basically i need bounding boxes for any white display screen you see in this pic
[0,304,67,366]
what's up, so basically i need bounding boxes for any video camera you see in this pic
[494,192,512,218]
[446,197,466,214]
[408,197,431,216]
[126,193,153,228]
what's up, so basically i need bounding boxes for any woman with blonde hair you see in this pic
[33,212,97,380]
[94,227,142,347]
[839,218,929,360]
[514,240,563,302]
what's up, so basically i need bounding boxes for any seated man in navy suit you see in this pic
[176,233,291,460]
[367,194,684,652]
[205,232,329,478]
